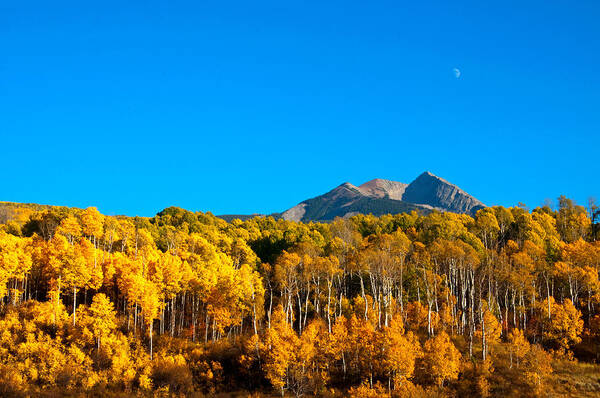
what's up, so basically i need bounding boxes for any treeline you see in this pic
[0,197,599,397]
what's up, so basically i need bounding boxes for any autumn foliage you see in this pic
[0,197,599,396]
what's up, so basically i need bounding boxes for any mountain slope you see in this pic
[280,182,426,222]
[357,178,407,200]
[281,183,365,222]
[402,172,485,214]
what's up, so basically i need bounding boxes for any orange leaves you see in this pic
[80,293,117,349]
[148,252,186,300]
[381,314,421,386]
[522,345,553,394]
[138,280,160,326]
[56,216,81,244]
[260,305,299,395]
[542,298,583,352]
[422,331,461,387]
[507,328,530,368]
[405,301,437,333]
[80,207,104,241]
[0,231,32,300]
[3,201,600,394]
[347,381,388,397]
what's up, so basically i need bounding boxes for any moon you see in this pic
[453,68,461,79]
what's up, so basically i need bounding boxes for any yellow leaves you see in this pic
[522,345,553,394]
[0,230,32,299]
[295,318,330,393]
[405,301,437,332]
[148,251,186,300]
[117,219,136,252]
[478,308,501,347]
[80,207,104,240]
[420,211,470,243]
[562,238,599,268]
[313,255,341,279]
[532,211,560,246]
[186,353,223,393]
[81,293,117,349]
[0,363,24,394]
[237,263,266,315]
[274,250,302,290]
[136,228,157,254]
[542,298,583,352]
[260,306,298,394]
[329,315,349,361]
[348,381,388,398]
[344,314,381,381]
[422,331,461,387]
[429,238,481,270]
[139,280,160,326]
[4,201,600,395]
[56,215,81,244]
[511,251,535,275]
[382,314,421,386]
[474,357,494,398]
[35,292,69,327]
[138,373,153,390]
[507,328,530,368]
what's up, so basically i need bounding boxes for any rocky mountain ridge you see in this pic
[278,171,484,222]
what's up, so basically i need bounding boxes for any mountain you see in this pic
[402,172,485,214]
[278,172,484,222]
[280,182,424,222]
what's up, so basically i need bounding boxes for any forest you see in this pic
[0,197,599,397]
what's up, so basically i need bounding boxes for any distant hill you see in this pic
[218,214,266,222]
[0,201,55,224]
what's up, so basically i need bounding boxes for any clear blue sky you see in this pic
[1,1,598,216]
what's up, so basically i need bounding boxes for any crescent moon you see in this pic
[453,68,461,78]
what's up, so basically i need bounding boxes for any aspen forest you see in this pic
[1,198,600,397]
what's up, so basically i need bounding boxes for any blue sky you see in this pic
[1,1,599,216]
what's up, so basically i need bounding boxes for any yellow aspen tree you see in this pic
[139,279,160,360]
[260,305,299,396]
[329,315,350,377]
[102,216,121,253]
[543,298,583,353]
[56,216,82,245]
[347,315,379,387]
[381,314,420,390]
[476,305,501,360]
[80,207,104,247]
[294,318,329,395]
[522,345,553,395]
[422,331,461,387]
[117,219,136,253]
[0,231,32,303]
[84,293,117,349]
[66,239,94,325]
[507,328,530,368]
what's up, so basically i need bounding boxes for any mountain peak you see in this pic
[358,178,407,200]
[362,178,389,184]
[419,171,441,179]
[404,172,484,214]
[338,182,358,189]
